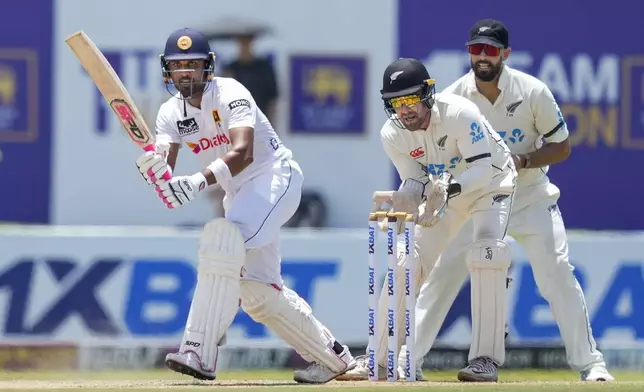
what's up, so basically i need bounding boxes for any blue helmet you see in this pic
[160,28,215,84]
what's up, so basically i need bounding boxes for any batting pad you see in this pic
[466,238,511,365]
[240,280,348,373]
[180,218,246,372]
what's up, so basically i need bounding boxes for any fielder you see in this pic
[340,57,517,382]
[408,19,613,382]
[135,28,355,384]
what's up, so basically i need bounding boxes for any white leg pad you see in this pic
[180,218,245,371]
[467,238,511,365]
[240,280,349,373]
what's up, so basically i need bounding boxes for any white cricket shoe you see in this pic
[293,345,356,384]
[581,364,614,381]
[165,351,217,380]
[457,356,498,382]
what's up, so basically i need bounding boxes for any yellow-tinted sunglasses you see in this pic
[388,79,435,108]
[389,95,421,108]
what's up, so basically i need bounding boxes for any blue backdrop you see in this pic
[0,0,53,223]
[397,0,644,230]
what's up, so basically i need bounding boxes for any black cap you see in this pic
[465,19,509,48]
[380,58,430,99]
[164,28,211,60]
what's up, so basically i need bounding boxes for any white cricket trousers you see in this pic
[375,188,513,367]
[224,158,303,286]
[413,197,605,370]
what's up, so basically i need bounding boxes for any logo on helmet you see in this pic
[389,70,404,83]
[177,36,192,50]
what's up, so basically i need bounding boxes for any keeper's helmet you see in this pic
[380,58,436,128]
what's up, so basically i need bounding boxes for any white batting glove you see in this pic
[136,151,172,185]
[156,173,207,209]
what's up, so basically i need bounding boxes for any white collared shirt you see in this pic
[443,66,569,209]
[154,77,291,190]
[380,92,515,197]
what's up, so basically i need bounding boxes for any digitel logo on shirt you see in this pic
[186,135,231,154]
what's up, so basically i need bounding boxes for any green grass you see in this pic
[0,369,642,392]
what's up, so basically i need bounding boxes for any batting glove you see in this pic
[156,172,208,209]
[136,151,172,185]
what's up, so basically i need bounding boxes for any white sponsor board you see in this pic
[0,226,643,350]
[53,0,396,228]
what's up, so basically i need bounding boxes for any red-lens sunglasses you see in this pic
[468,43,501,57]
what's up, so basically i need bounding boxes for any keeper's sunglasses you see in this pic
[467,43,502,57]
[389,95,421,108]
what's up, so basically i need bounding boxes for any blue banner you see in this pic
[289,54,366,134]
[0,1,53,223]
[397,0,644,230]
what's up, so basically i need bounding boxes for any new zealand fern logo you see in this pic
[437,135,448,150]
[506,100,523,117]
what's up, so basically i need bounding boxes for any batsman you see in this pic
[340,58,517,382]
[135,28,355,384]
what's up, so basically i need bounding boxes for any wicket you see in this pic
[367,211,416,382]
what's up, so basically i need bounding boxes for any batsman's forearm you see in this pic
[222,148,254,176]
[167,144,180,172]
[520,141,570,169]
[203,148,254,186]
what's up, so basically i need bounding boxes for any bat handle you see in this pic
[142,144,172,181]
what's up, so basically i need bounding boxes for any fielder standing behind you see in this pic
[411,19,613,382]
[135,27,356,384]
[339,57,517,382]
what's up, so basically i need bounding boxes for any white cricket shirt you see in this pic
[381,92,515,197]
[443,66,569,210]
[154,77,291,190]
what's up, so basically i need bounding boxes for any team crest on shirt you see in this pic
[211,109,226,132]
[505,100,523,117]
[437,135,448,150]
[176,118,199,136]
[212,110,221,124]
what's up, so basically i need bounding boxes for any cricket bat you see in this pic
[65,31,170,180]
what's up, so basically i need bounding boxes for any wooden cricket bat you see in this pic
[65,30,160,154]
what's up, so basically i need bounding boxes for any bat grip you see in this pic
[142,144,172,181]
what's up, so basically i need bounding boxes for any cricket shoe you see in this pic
[165,351,217,380]
[397,362,425,381]
[457,356,498,382]
[334,354,383,380]
[580,364,614,381]
[335,354,424,381]
[293,345,356,384]
[397,348,425,381]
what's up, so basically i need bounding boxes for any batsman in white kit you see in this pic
[410,19,614,382]
[135,28,356,384]
[339,57,517,381]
